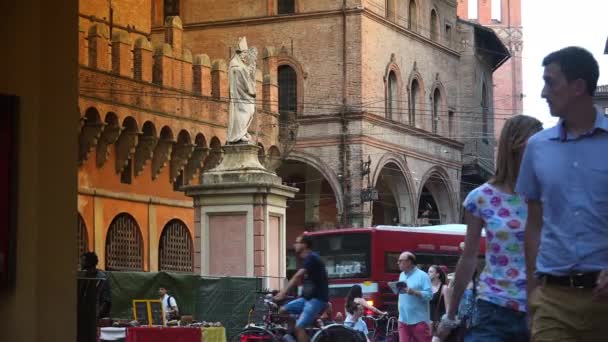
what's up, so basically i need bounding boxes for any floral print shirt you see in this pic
[463,183,527,312]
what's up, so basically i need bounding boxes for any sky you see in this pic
[522,0,608,126]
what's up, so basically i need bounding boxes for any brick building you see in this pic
[77,0,508,275]
[457,0,523,139]
[78,0,283,273]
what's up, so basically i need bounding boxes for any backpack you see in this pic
[165,295,180,320]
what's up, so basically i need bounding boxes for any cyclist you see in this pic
[274,234,329,342]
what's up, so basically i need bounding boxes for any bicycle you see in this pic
[232,292,367,342]
[362,314,399,342]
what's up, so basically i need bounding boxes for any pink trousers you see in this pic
[398,321,431,342]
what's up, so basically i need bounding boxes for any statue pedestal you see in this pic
[185,144,297,289]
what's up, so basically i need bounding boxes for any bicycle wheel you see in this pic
[310,324,367,342]
[231,326,280,342]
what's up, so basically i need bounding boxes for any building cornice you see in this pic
[295,135,462,170]
[153,8,362,32]
[360,9,460,57]
[297,112,464,150]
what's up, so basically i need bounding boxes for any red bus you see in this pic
[298,224,486,316]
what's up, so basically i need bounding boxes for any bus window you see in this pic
[311,233,371,279]
[384,252,461,274]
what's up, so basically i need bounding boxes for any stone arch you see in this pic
[159,125,174,140]
[416,166,456,224]
[277,55,305,116]
[284,150,344,216]
[385,55,404,122]
[79,107,103,164]
[407,70,426,128]
[142,121,157,137]
[371,153,417,224]
[278,151,342,260]
[159,218,193,273]
[194,133,207,148]
[176,129,191,144]
[122,116,139,133]
[84,107,102,124]
[105,213,144,271]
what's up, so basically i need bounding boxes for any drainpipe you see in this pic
[339,0,349,227]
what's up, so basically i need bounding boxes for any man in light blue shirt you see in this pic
[396,251,432,342]
[516,46,608,341]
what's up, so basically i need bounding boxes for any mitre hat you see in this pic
[236,37,248,52]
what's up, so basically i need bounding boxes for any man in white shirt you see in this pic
[159,286,179,322]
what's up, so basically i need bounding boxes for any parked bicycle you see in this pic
[233,291,366,342]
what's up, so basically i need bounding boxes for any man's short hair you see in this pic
[403,251,417,265]
[299,234,313,249]
[81,251,98,266]
[542,46,600,96]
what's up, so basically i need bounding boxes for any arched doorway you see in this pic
[276,159,339,278]
[417,168,454,225]
[372,162,415,226]
[159,219,193,273]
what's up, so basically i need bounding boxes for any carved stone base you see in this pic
[200,143,283,186]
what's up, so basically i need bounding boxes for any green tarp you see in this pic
[107,272,262,339]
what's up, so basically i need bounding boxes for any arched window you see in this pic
[433,88,441,134]
[106,213,144,271]
[430,10,439,41]
[410,79,420,126]
[408,0,418,31]
[387,71,398,120]
[278,65,297,115]
[78,213,88,258]
[159,219,194,273]
[278,0,295,15]
[164,0,179,19]
[387,0,396,22]
[482,83,489,143]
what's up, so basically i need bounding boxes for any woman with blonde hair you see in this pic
[437,115,543,341]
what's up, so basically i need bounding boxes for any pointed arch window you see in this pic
[387,71,398,120]
[430,10,439,41]
[408,0,418,31]
[433,88,441,134]
[410,79,420,126]
[278,65,297,115]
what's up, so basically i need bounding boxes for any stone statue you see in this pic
[227,37,258,144]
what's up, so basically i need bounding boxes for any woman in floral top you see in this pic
[437,115,543,342]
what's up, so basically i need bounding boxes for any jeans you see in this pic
[466,299,528,342]
[283,297,328,328]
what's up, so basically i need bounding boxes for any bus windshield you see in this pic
[310,233,371,279]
